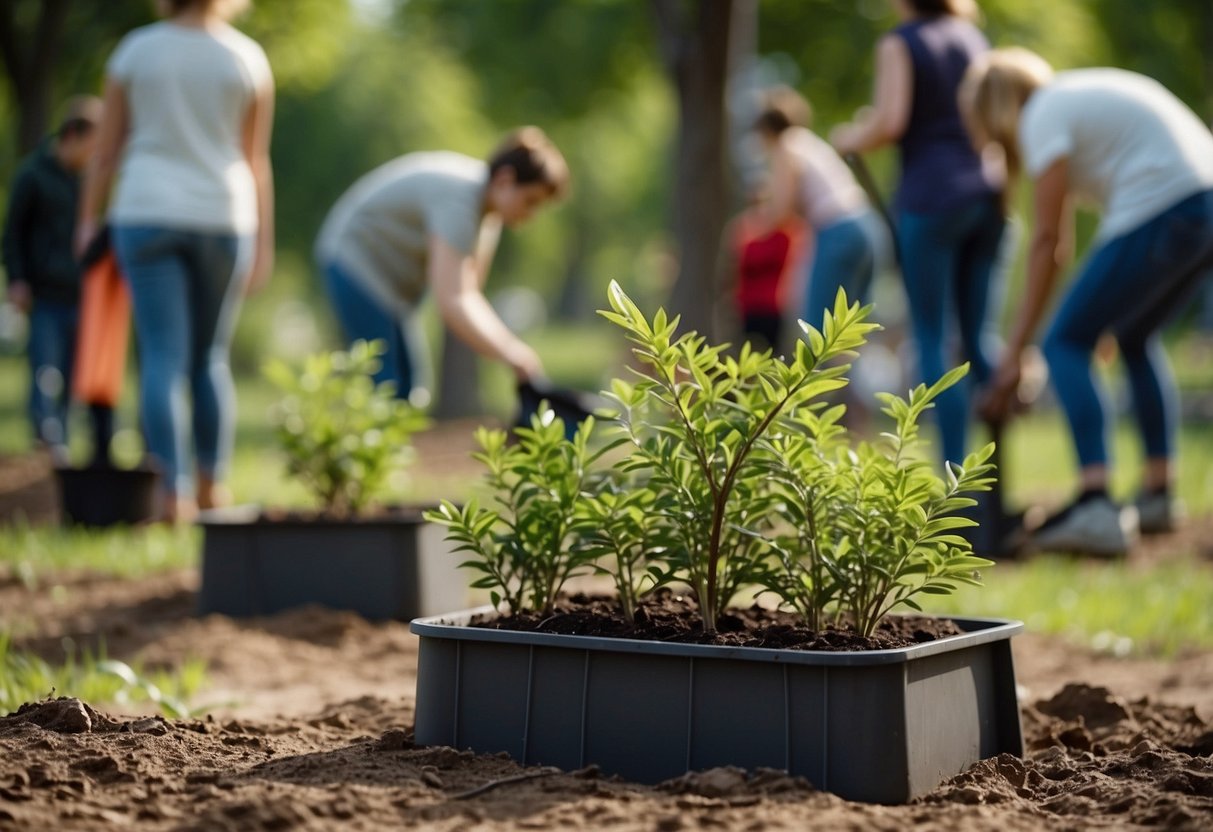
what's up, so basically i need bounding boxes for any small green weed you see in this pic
[0,633,206,718]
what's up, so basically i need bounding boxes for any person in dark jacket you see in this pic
[3,96,102,459]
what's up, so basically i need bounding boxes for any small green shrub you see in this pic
[428,414,609,614]
[263,339,428,516]
[761,370,996,635]
[432,283,997,639]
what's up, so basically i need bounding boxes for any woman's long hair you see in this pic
[959,47,1054,194]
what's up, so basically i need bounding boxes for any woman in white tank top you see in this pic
[754,87,887,332]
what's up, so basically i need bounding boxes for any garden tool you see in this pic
[514,378,605,440]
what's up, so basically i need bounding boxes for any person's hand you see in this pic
[73,218,99,261]
[505,342,545,384]
[830,107,872,156]
[829,123,859,156]
[978,354,1023,424]
[5,282,31,314]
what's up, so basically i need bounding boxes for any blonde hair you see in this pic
[959,47,1054,186]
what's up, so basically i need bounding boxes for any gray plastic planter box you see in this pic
[412,608,1024,804]
[198,505,466,621]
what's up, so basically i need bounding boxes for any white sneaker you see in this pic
[1135,491,1182,535]
[1029,496,1138,558]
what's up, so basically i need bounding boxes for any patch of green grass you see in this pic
[0,632,207,718]
[917,555,1213,658]
[0,522,199,581]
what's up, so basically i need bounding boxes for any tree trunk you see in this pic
[651,0,748,341]
[432,327,484,419]
[0,0,72,154]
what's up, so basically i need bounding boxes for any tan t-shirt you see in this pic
[315,152,488,312]
[108,21,272,234]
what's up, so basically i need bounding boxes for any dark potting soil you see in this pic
[252,504,436,524]
[470,588,964,651]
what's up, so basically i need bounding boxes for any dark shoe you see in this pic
[1029,494,1137,558]
[1134,490,1182,535]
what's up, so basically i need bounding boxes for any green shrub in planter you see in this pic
[430,283,996,637]
[262,339,429,516]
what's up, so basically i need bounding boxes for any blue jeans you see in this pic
[322,260,416,398]
[27,298,79,449]
[898,195,1007,466]
[113,225,250,497]
[803,209,883,329]
[1043,188,1213,468]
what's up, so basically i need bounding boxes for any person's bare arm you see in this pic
[830,35,912,155]
[428,234,544,380]
[981,157,1071,420]
[472,215,502,289]
[763,144,800,230]
[1008,157,1071,357]
[75,77,129,257]
[241,79,275,294]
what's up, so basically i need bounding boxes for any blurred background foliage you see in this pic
[0,0,1210,383]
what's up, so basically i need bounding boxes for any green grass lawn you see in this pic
[1,326,1212,667]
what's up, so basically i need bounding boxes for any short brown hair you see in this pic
[57,95,102,139]
[753,86,811,136]
[487,126,570,200]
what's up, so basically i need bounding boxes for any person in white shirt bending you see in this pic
[315,127,568,402]
[962,47,1213,556]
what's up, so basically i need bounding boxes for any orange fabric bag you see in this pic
[72,250,131,408]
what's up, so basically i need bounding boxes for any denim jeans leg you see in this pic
[113,226,194,496]
[1045,189,1213,468]
[322,261,414,397]
[26,299,79,449]
[804,213,874,330]
[898,198,1006,466]
[952,197,1007,386]
[898,209,966,465]
[186,232,251,485]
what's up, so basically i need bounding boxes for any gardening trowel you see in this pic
[514,378,605,440]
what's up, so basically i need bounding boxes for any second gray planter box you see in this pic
[198,506,467,621]
[412,608,1024,804]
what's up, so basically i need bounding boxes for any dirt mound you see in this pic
[928,683,1213,829]
[3,681,1213,830]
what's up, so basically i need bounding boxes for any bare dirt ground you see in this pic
[2,437,1213,830]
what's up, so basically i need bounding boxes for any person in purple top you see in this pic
[832,0,1007,470]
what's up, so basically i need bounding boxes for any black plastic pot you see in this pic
[54,465,159,527]
[412,608,1024,804]
[198,506,467,621]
